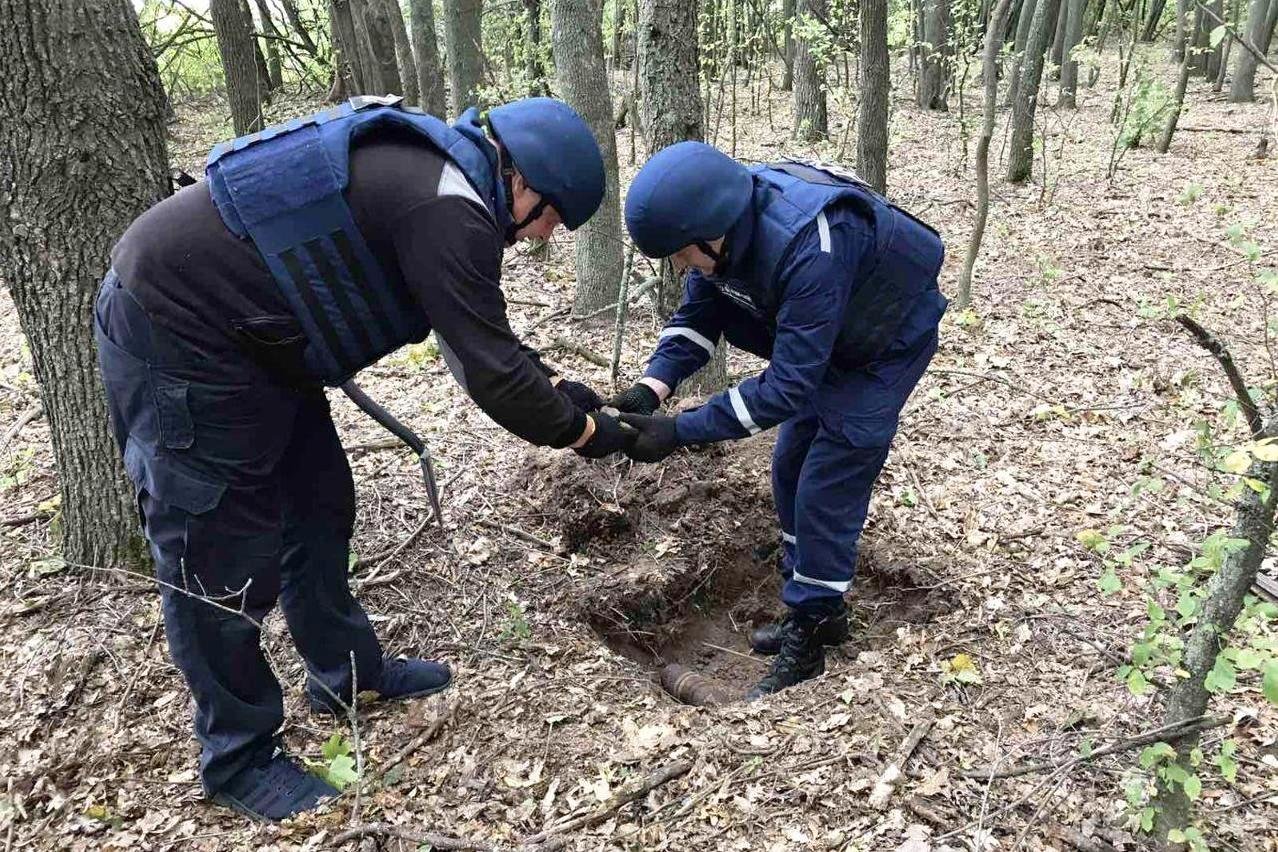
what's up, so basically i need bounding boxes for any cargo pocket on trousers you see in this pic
[155,381,194,450]
[123,436,226,517]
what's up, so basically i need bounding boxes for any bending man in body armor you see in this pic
[95,97,632,820]
[612,143,947,700]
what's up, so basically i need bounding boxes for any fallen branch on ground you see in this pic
[869,716,934,809]
[545,337,610,368]
[1175,315,1262,436]
[377,698,460,781]
[0,403,44,457]
[521,759,692,846]
[961,714,1229,780]
[328,822,492,850]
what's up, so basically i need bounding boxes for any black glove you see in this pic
[619,413,680,463]
[574,412,638,459]
[556,379,604,412]
[609,382,661,415]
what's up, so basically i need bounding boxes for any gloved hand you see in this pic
[556,379,604,412]
[574,412,637,459]
[619,413,679,463]
[608,383,661,415]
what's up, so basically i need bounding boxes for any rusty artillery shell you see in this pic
[660,664,731,707]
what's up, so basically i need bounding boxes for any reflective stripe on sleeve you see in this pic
[729,386,761,435]
[781,532,797,544]
[658,326,716,356]
[816,211,831,253]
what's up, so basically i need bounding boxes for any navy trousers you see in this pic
[771,288,946,612]
[94,272,382,794]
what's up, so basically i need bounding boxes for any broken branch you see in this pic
[329,822,491,850]
[521,759,692,846]
[1175,315,1263,437]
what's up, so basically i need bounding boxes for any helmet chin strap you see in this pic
[499,152,550,244]
[695,237,731,277]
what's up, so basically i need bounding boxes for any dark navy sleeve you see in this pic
[643,271,724,390]
[675,215,865,444]
[393,195,586,448]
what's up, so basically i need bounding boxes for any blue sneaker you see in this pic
[212,749,339,821]
[310,656,452,715]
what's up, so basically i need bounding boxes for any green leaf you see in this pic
[1176,591,1198,621]
[1127,667,1152,696]
[1263,660,1278,706]
[348,550,359,571]
[1139,742,1176,768]
[1183,773,1202,800]
[1140,806,1155,832]
[1221,449,1251,474]
[1252,439,1278,461]
[1209,24,1228,47]
[326,753,359,790]
[1205,656,1236,693]
[1168,829,1187,842]
[1217,739,1238,782]
[1099,567,1122,595]
[323,733,350,762]
[1163,763,1189,785]
[1234,647,1263,670]
[1077,528,1109,552]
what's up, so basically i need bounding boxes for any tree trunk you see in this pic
[1229,0,1276,100]
[1158,4,1201,151]
[611,0,626,68]
[381,0,420,104]
[1006,0,1063,182]
[349,0,383,90]
[781,0,796,90]
[1205,0,1226,79]
[210,0,264,134]
[1058,0,1088,105]
[637,0,703,152]
[1007,0,1038,105]
[1192,1,1212,74]
[281,0,320,56]
[793,0,828,139]
[331,0,366,94]
[551,0,625,314]
[1142,0,1169,38]
[959,0,1014,309]
[253,0,284,89]
[918,0,951,109]
[525,0,549,94]
[410,0,446,115]
[1048,0,1070,77]
[444,0,484,115]
[858,0,890,193]
[359,0,404,94]
[0,0,165,571]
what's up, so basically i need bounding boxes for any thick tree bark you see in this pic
[359,0,404,94]
[253,0,284,89]
[1007,0,1038,104]
[410,0,446,115]
[0,0,164,570]
[210,0,264,134]
[525,0,549,94]
[1006,0,1063,181]
[349,0,384,90]
[793,0,828,139]
[1048,0,1070,77]
[330,0,366,94]
[1159,4,1202,151]
[959,0,1014,309]
[381,0,420,104]
[781,0,796,90]
[551,0,624,313]
[918,0,951,109]
[1191,0,1213,74]
[444,0,484,115]
[1058,0,1088,105]
[1205,0,1226,78]
[858,0,890,193]
[1230,0,1278,100]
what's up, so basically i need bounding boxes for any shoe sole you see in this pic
[211,789,340,823]
[310,671,453,716]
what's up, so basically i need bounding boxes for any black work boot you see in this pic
[746,609,846,700]
[749,607,849,655]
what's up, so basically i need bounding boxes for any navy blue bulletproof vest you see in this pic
[740,160,945,368]
[206,96,502,385]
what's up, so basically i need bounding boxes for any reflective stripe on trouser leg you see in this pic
[782,427,891,611]
[771,409,820,581]
[277,390,384,705]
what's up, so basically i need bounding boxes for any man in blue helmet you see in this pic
[94,96,631,820]
[611,142,947,701]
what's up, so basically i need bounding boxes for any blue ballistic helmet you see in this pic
[624,141,754,258]
[487,98,605,231]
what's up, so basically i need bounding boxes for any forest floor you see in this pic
[1,48,1276,852]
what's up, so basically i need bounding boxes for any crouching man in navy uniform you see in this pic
[612,142,947,700]
[95,96,633,819]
